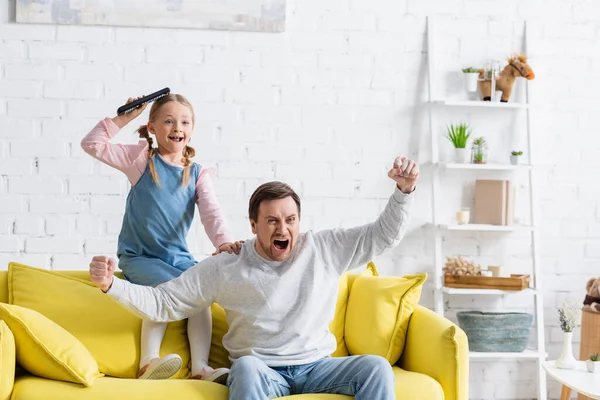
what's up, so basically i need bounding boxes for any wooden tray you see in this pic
[444,274,531,291]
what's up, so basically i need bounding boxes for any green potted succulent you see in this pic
[462,67,480,92]
[587,353,600,373]
[445,123,471,163]
[471,136,488,164]
[510,150,523,165]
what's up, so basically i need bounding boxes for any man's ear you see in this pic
[250,219,257,235]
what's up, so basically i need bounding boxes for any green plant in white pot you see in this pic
[510,150,523,165]
[462,67,480,92]
[446,123,471,164]
[587,353,600,373]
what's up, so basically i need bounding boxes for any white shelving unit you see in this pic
[425,17,547,400]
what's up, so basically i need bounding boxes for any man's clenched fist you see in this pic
[89,256,116,292]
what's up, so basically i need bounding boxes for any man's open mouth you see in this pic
[168,136,184,142]
[273,239,289,251]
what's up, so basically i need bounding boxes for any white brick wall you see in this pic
[1,0,598,398]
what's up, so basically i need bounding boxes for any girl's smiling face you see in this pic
[148,101,194,157]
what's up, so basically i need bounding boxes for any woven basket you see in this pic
[456,311,533,352]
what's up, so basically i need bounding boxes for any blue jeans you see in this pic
[227,355,395,400]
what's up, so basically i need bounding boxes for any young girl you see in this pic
[81,93,240,384]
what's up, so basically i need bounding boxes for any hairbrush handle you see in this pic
[116,87,171,115]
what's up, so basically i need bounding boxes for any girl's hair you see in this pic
[136,94,196,187]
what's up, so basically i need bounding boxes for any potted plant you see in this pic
[445,123,471,164]
[510,150,523,165]
[587,353,600,373]
[471,136,489,164]
[462,67,480,92]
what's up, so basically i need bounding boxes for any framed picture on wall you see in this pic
[15,0,286,33]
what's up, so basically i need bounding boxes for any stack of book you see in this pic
[473,179,515,225]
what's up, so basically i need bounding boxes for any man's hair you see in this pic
[248,181,301,221]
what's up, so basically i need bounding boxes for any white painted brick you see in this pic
[225,84,279,105]
[243,105,298,124]
[51,254,94,271]
[218,162,274,180]
[76,214,103,235]
[303,180,355,198]
[14,216,44,235]
[57,26,112,43]
[172,30,230,46]
[573,2,600,21]
[26,237,82,254]
[377,13,425,34]
[123,64,180,84]
[9,177,65,194]
[0,80,42,98]
[10,140,69,158]
[90,196,126,215]
[44,81,102,99]
[333,161,386,180]
[84,238,117,254]
[348,32,404,53]
[38,158,94,176]
[146,46,203,64]
[274,124,333,144]
[4,63,62,80]
[42,118,101,141]
[0,41,26,59]
[205,47,261,67]
[69,177,125,195]
[240,67,297,86]
[105,215,124,235]
[276,162,332,180]
[337,88,392,106]
[115,27,175,44]
[297,69,372,88]
[0,158,35,175]
[0,196,27,214]
[306,143,361,163]
[194,144,245,163]
[28,42,83,61]
[300,105,356,124]
[280,86,336,106]
[0,254,51,270]
[7,99,63,118]
[0,216,12,235]
[184,84,225,103]
[1,24,56,40]
[64,63,122,82]
[30,196,87,214]
[45,215,75,235]
[261,51,318,68]
[290,33,349,51]
[247,145,304,162]
[88,44,144,63]
[320,12,376,31]
[181,65,240,84]
[584,240,600,258]
[66,100,115,119]
[0,235,22,252]
[0,118,37,138]
[318,53,372,70]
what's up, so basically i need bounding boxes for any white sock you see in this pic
[188,307,213,377]
[139,320,168,369]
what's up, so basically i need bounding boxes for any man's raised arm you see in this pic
[314,156,419,274]
[89,256,219,322]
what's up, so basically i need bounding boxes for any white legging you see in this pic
[139,306,213,377]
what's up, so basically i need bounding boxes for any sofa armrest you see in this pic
[1,320,16,400]
[397,305,469,400]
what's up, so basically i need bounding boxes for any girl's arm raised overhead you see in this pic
[80,118,148,185]
[195,168,235,248]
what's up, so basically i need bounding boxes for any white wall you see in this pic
[1,0,599,398]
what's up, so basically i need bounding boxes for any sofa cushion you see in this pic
[12,375,228,400]
[345,271,426,365]
[392,366,444,400]
[0,320,16,400]
[0,302,101,387]
[7,262,190,379]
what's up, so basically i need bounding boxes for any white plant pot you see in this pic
[586,359,600,373]
[454,148,470,164]
[510,155,520,165]
[463,73,479,92]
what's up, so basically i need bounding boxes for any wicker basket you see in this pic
[578,309,600,400]
[456,311,533,352]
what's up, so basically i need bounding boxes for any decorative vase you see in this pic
[471,143,489,164]
[556,331,578,369]
[463,72,479,92]
[454,148,470,164]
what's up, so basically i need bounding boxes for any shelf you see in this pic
[439,162,532,171]
[469,349,545,359]
[438,224,535,232]
[429,100,529,109]
[442,287,536,295]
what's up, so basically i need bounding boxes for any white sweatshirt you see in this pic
[107,185,413,367]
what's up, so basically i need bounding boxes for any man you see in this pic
[90,156,419,400]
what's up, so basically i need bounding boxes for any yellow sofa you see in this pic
[0,263,469,400]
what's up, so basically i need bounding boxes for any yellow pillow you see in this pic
[0,320,15,400]
[345,272,426,365]
[329,262,379,357]
[0,302,102,386]
[208,303,231,369]
[7,262,190,379]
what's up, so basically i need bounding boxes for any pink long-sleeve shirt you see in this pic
[81,118,234,249]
